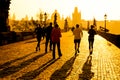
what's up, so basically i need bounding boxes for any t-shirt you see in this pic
[35,27,43,37]
[88,29,96,38]
[73,28,83,39]
[51,28,61,43]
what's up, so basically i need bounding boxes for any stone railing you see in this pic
[97,31,120,48]
[0,31,36,45]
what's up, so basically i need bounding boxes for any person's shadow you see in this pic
[79,55,94,80]
[17,58,59,80]
[0,52,46,78]
[50,55,77,80]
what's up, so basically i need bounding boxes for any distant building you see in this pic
[72,7,81,26]
[50,10,63,28]
[50,7,82,29]
[49,7,120,34]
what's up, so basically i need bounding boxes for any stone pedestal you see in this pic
[0,0,11,32]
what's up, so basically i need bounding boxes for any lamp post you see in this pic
[104,14,107,32]
[54,13,57,26]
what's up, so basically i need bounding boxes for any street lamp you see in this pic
[104,14,107,32]
[54,13,57,26]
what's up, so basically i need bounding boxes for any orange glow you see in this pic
[9,0,120,20]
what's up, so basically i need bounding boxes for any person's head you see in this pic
[38,24,41,28]
[55,24,59,28]
[76,24,79,28]
[50,22,52,26]
[90,25,94,29]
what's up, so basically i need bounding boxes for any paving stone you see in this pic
[0,31,119,80]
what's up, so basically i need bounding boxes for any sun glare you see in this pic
[9,0,120,20]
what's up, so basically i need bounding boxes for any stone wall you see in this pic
[0,31,35,45]
[98,31,120,48]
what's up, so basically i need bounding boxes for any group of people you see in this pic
[34,22,97,59]
[73,24,97,55]
[35,23,62,59]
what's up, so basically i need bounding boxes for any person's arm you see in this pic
[59,29,62,37]
[88,29,90,34]
[51,28,54,42]
[81,30,83,37]
[34,28,37,34]
[73,29,75,35]
[94,30,97,35]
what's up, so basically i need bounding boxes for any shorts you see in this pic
[74,39,81,43]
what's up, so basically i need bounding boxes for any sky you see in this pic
[9,0,120,20]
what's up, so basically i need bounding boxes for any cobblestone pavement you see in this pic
[0,31,120,80]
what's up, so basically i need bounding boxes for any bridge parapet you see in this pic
[97,31,120,48]
[0,31,35,46]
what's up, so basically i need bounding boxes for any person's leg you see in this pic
[57,42,62,57]
[88,38,92,54]
[74,39,77,50]
[36,41,40,51]
[75,43,77,50]
[91,39,94,50]
[36,38,39,51]
[88,38,91,50]
[77,39,81,53]
[52,42,56,59]
[90,41,92,49]
[74,39,77,55]
[49,38,52,51]
[89,39,94,54]
[45,38,49,53]
[38,38,41,50]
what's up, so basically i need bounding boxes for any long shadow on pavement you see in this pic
[50,55,77,80]
[0,52,46,78]
[0,52,36,69]
[25,40,37,44]
[17,58,59,80]
[79,55,94,80]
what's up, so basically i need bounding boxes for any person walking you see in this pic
[35,24,43,51]
[73,24,83,55]
[45,22,53,53]
[88,25,97,54]
[51,24,62,59]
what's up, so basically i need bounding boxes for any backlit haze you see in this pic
[9,0,120,20]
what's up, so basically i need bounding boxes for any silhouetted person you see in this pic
[35,24,43,51]
[71,26,75,32]
[79,55,94,79]
[88,25,97,54]
[51,24,62,59]
[73,24,83,55]
[45,22,53,53]
[42,26,45,40]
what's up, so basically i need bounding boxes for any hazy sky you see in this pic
[9,0,120,20]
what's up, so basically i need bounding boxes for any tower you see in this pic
[72,7,81,26]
